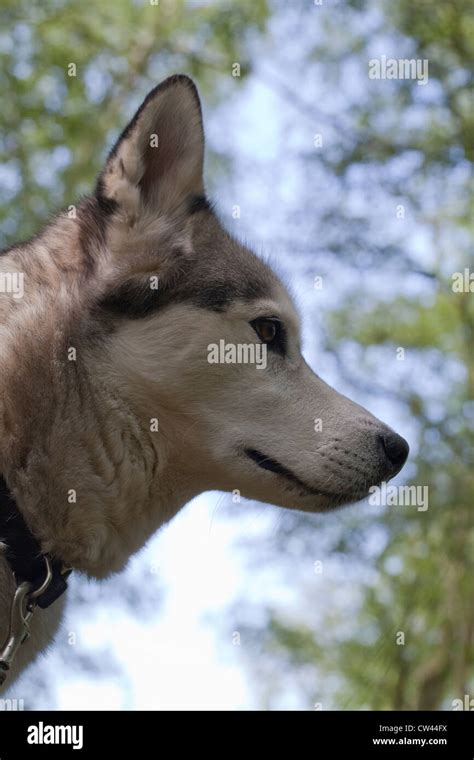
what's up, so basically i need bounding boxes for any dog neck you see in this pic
[0,353,199,580]
[0,303,201,688]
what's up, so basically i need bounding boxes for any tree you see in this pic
[0,0,269,243]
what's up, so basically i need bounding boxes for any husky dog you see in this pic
[0,75,408,690]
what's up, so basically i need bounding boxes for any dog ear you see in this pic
[96,75,205,222]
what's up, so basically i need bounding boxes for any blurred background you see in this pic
[0,0,472,710]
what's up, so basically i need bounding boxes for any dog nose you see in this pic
[380,432,409,473]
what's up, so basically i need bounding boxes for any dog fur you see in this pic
[0,75,408,691]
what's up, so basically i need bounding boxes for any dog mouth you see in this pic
[244,448,338,499]
[244,447,375,504]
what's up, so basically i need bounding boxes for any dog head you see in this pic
[92,75,409,515]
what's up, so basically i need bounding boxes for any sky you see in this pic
[3,1,441,711]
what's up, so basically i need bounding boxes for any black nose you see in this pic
[380,432,409,472]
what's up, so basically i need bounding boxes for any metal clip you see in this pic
[0,556,53,687]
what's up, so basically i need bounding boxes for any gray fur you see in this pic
[0,75,408,693]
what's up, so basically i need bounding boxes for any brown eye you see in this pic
[250,317,287,356]
[251,318,277,343]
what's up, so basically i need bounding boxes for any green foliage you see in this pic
[0,0,268,244]
[1,0,472,710]
[330,291,473,355]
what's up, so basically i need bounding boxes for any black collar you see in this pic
[0,476,70,609]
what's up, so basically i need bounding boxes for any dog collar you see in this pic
[0,475,71,686]
[0,476,70,609]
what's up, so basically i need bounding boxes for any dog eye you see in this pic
[250,318,278,343]
[250,318,287,356]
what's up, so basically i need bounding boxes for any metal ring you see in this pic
[29,555,53,600]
